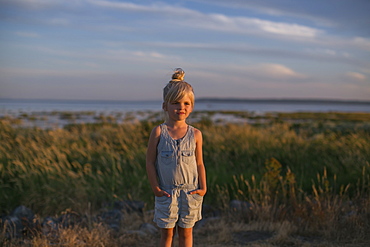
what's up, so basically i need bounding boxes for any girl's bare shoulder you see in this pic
[193,127,203,139]
[151,125,162,137]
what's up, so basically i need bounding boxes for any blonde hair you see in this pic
[171,68,185,81]
[163,68,195,114]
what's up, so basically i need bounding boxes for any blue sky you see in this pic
[0,0,369,101]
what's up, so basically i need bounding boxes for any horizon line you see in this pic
[1,97,369,104]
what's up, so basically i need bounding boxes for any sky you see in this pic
[0,0,369,101]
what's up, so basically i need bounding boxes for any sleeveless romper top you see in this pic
[156,123,198,188]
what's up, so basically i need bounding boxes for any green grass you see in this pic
[1,111,369,215]
[1,111,370,246]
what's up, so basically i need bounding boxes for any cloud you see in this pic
[0,67,105,78]
[186,63,307,83]
[248,18,321,38]
[203,0,335,26]
[352,37,370,51]
[193,0,370,36]
[2,0,369,101]
[134,41,362,68]
[183,13,323,39]
[15,31,40,38]
[346,72,367,82]
[88,0,156,12]
[87,0,198,16]
[87,1,322,39]
[3,0,63,9]
[12,43,175,65]
[50,18,70,26]
[131,51,168,59]
[248,63,307,80]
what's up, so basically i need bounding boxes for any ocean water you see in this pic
[1,98,369,115]
[1,98,369,129]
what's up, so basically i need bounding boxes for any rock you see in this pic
[1,216,23,239]
[98,209,123,231]
[5,205,39,239]
[10,205,34,221]
[230,200,252,212]
[41,217,59,236]
[58,211,82,228]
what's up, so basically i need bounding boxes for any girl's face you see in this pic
[164,95,193,122]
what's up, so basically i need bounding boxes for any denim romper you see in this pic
[153,123,203,228]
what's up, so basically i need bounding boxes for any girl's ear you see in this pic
[162,102,167,111]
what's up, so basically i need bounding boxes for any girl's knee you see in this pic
[178,227,193,238]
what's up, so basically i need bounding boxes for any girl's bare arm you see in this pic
[190,128,207,196]
[146,126,170,197]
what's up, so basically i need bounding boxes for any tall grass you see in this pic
[1,112,370,246]
[199,121,369,204]
[0,121,153,215]
[1,113,369,215]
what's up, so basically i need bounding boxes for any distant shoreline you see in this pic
[197,97,370,105]
[1,97,369,105]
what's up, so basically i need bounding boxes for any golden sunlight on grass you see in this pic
[1,111,369,246]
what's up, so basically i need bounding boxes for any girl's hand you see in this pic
[189,189,207,197]
[154,189,171,197]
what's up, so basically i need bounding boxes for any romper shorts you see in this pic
[154,184,203,229]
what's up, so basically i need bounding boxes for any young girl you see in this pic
[146,68,207,247]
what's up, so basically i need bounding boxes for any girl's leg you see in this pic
[160,228,175,247]
[178,227,193,247]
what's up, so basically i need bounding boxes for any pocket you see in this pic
[155,195,172,213]
[181,150,194,164]
[186,192,203,210]
[191,193,203,201]
[160,150,174,165]
[155,195,170,204]
[155,190,172,207]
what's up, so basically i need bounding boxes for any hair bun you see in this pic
[171,68,185,82]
